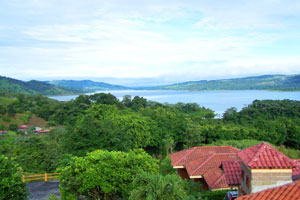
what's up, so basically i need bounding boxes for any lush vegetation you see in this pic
[1,90,300,199]
[59,149,159,199]
[0,155,28,200]
[47,80,129,92]
[152,74,300,91]
[0,76,85,95]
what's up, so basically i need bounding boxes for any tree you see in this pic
[129,173,189,200]
[0,155,28,200]
[65,104,153,155]
[59,149,159,200]
[223,107,238,122]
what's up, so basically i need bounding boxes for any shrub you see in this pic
[0,155,28,199]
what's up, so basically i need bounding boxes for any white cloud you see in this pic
[0,0,300,81]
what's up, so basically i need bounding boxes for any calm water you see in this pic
[49,90,300,116]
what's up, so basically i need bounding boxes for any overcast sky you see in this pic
[0,0,300,82]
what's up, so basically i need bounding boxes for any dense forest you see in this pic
[1,91,300,199]
[153,74,300,91]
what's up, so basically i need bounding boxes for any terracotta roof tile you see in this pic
[203,168,229,189]
[236,180,300,200]
[185,153,240,176]
[170,146,239,167]
[237,142,296,169]
[222,160,242,185]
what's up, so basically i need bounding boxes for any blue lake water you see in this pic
[49,90,300,116]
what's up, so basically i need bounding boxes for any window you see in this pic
[241,170,245,181]
[246,175,250,189]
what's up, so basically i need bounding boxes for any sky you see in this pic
[0,0,300,84]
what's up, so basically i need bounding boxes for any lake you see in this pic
[49,90,300,116]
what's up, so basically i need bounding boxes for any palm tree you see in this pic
[129,173,189,200]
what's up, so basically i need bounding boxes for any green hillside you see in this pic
[153,74,300,91]
[47,80,129,91]
[0,76,85,96]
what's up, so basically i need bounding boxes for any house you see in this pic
[236,180,300,200]
[18,125,29,130]
[170,146,240,190]
[0,130,7,135]
[35,129,51,134]
[237,142,296,195]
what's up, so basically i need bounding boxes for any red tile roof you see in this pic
[170,146,239,167]
[185,153,240,177]
[293,159,300,181]
[221,160,242,185]
[18,125,29,129]
[237,142,296,169]
[236,180,300,200]
[203,168,228,190]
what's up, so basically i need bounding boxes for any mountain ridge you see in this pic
[47,80,129,91]
[0,76,85,96]
[148,74,300,91]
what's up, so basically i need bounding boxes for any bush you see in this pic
[0,124,5,130]
[9,123,18,131]
[59,149,159,199]
[0,155,28,200]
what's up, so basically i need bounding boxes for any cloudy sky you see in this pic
[0,0,300,83]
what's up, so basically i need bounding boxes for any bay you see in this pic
[49,90,300,116]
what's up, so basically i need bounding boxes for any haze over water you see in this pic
[50,90,300,116]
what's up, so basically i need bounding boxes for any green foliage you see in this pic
[47,193,60,200]
[0,129,67,173]
[206,139,264,150]
[160,156,176,175]
[0,155,28,200]
[9,123,18,131]
[206,139,300,159]
[65,104,153,156]
[59,149,159,199]
[223,100,300,148]
[202,190,228,200]
[129,173,189,200]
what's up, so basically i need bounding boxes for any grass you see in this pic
[0,96,14,105]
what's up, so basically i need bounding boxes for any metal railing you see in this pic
[22,173,59,183]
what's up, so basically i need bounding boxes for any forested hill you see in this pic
[47,80,129,91]
[152,74,300,91]
[0,76,85,96]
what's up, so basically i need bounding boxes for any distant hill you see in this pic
[151,74,300,91]
[0,76,85,96]
[47,80,129,91]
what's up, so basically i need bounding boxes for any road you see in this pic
[27,181,60,200]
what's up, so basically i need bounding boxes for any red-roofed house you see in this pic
[18,125,29,130]
[169,146,240,190]
[236,180,300,200]
[237,142,296,195]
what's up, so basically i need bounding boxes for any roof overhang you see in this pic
[190,175,202,179]
[211,187,231,191]
[173,166,184,169]
[251,168,293,172]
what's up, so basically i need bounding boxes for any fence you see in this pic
[22,173,59,183]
